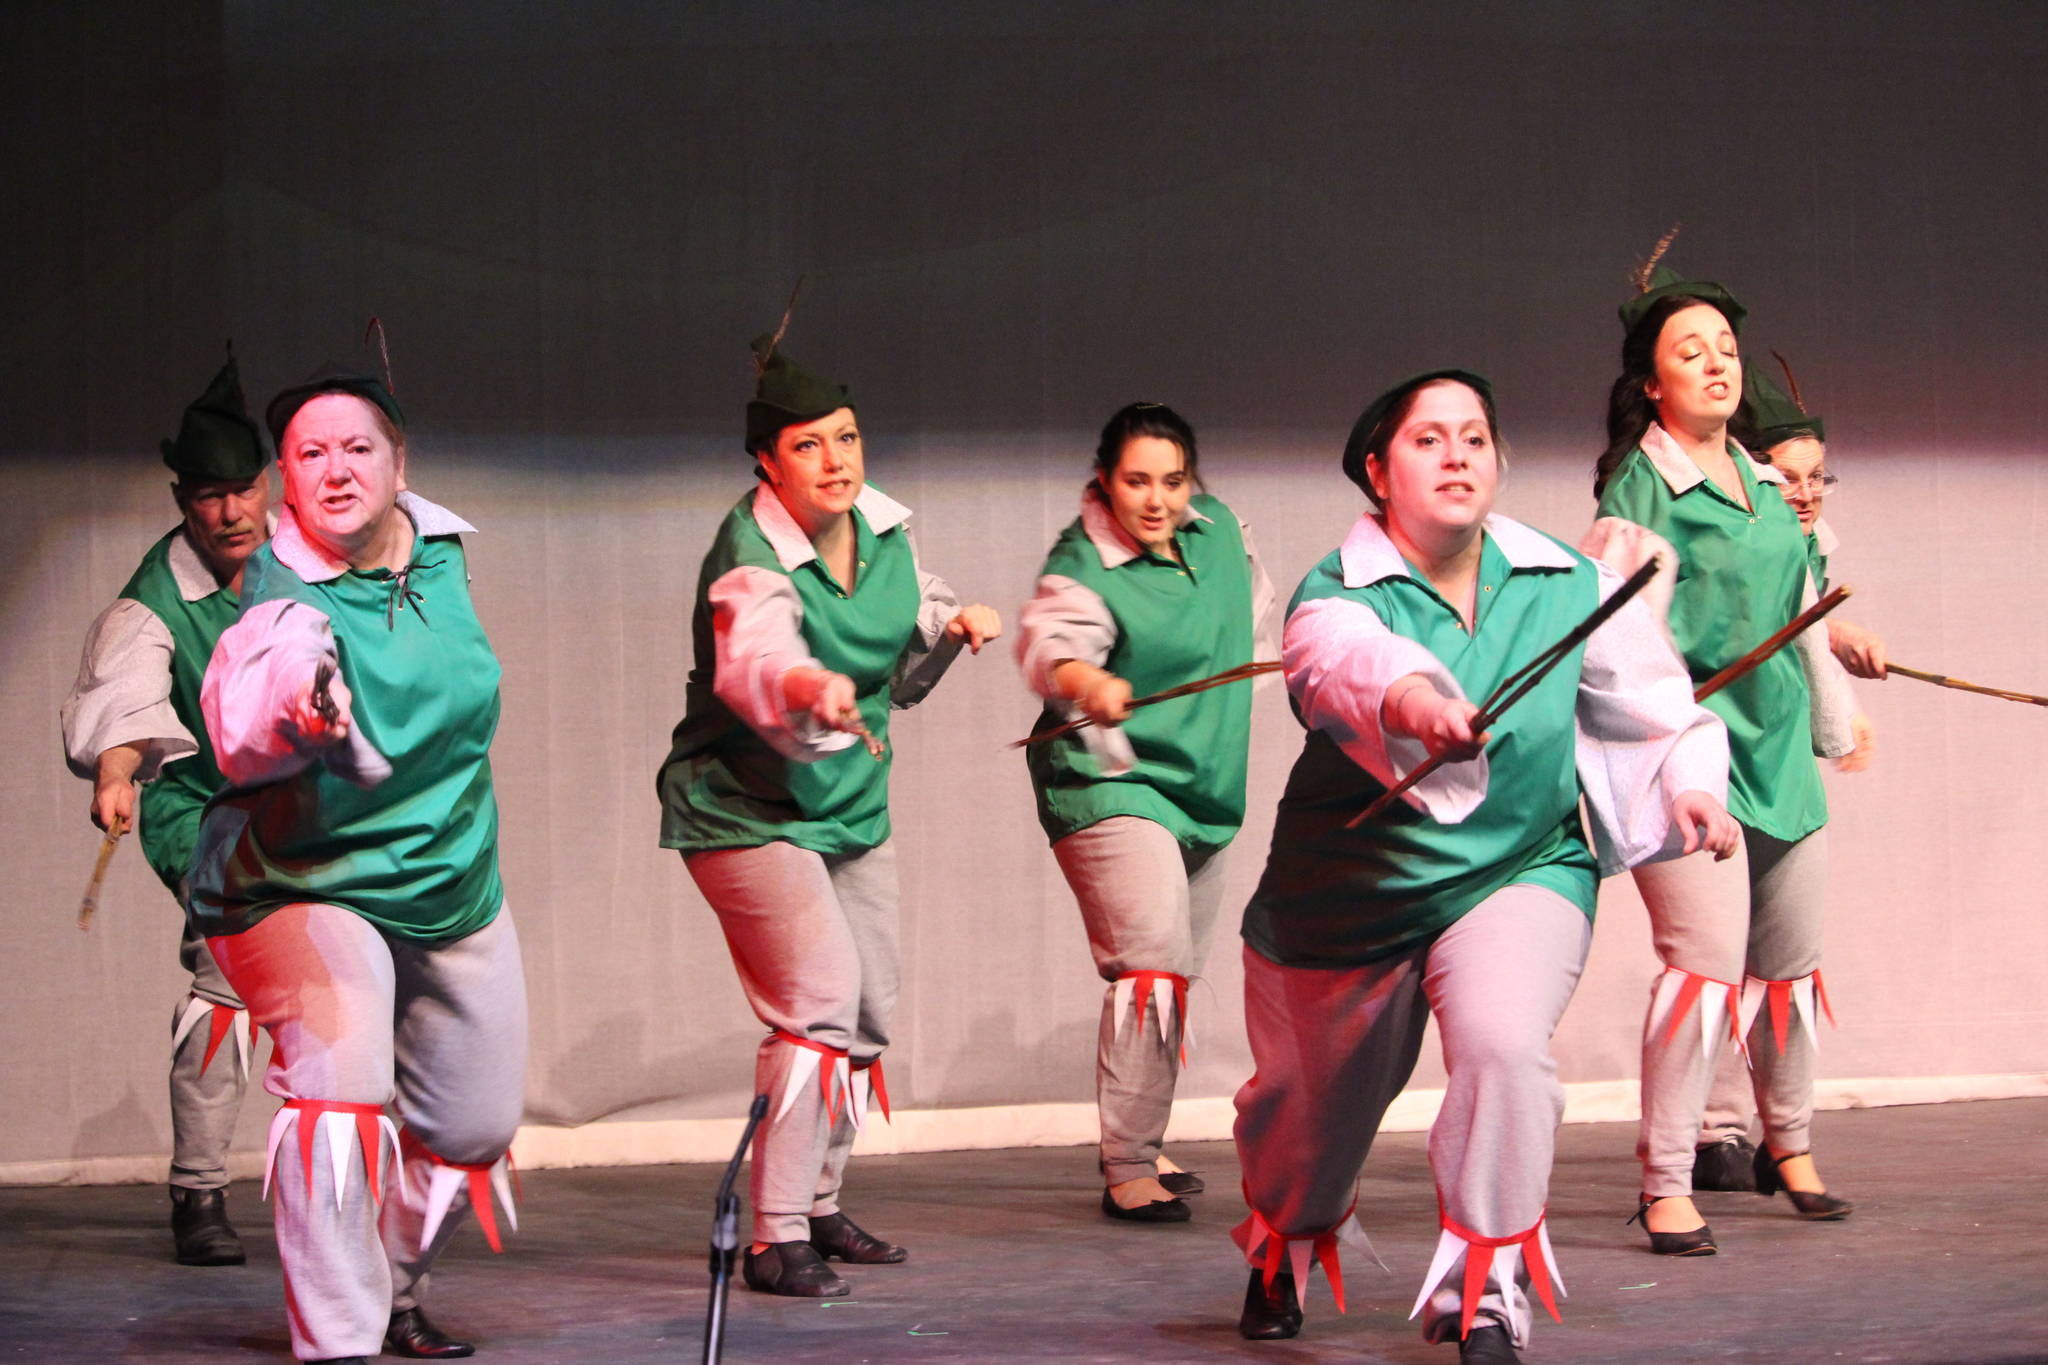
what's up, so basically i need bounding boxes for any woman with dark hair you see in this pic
[657,330,1000,1299]
[1231,372,1734,1364]
[1583,262,1861,1256]
[1016,401,1274,1222]
[191,360,525,1364]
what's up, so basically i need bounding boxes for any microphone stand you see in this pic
[703,1094,769,1365]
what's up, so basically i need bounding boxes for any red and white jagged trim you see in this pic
[771,1030,852,1126]
[1113,970,1191,1065]
[1230,1199,1382,1315]
[1646,964,1747,1063]
[404,1129,519,1255]
[261,1099,401,1210]
[848,1056,891,1130]
[171,995,253,1076]
[1736,969,1837,1056]
[1409,1196,1565,1342]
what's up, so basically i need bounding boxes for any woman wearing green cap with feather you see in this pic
[1230,371,1734,1364]
[190,355,525,1364]
[1583,248,1863,1257]
[657,325,1001,1299]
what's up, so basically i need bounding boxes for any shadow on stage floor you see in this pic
[2,1097,2043,1363]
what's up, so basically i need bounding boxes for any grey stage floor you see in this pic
[1,1098,2043,1364]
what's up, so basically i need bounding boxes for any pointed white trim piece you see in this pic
[1535,1218,1566,1298]
[1495,1242,1532,1343]
[849,1069,872,1133]
[1698,981,1727,1059]
[1645,968,1683,1044]
[378,1117,405,1202]
[1152,978,1174,1046]
[1287,1238,1314,1297]
[171,996,214,1054]
[233,1010,252,1074]
[1737,977,1767,1044]
[261,1106,296,1202]
[490,1159,518,1233]
[1239,1213,1273,1264]
[776,1047,823,1123]
[1791,975,1820,1054]
[420,1164,466,1254]
[1410,1228,1466,1320]
[321,1111,355,1209]
[1112,977,1134,1041]
[1335,1211,1389,1273]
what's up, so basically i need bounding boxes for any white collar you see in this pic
[1811,515,1840,557]
[1338,511,1575,590]
[1639,423,1775,495]
[750,482,912,573]
[1078,484,1212,569]
[271,491,476,584]
[168,510,281,601]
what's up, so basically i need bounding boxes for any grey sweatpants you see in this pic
[1052,816,1227,1184]
[1631,826,1827,1197]
[687,839,898,1244]
[170,918,253,1192]
[1233,885,1592,1346]
[208,903,528,1363]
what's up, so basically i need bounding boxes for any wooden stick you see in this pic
[77,816,128,932]
[1692,585,1852,703]
[1344,559,1662,830]
[1887,663,2048,708]
[1012,661,1283,749]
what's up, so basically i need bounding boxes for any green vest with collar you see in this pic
[659,489,920,855]
[1025,492,1255,850]
[118,529,238,893]
[187,522,505,943]
[1595,446,1825,842]
[1242,527,1600,969]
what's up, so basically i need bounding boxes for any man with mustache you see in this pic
[61,350,274,1266]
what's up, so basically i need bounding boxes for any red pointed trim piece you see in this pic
[1767,980,1793,1056]
[1231,1190,1361,1313]
[402,1129,510,1254]
[1117,970,1190,1064]
[284,1099,385,1201]
[200,1005,240,1075]
[1438,1198,1562,1339]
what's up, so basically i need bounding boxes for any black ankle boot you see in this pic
[1692,1136,1759,1192]
[742,1241,851,1297]
[1459,1322,1521,1362]
[1754,1147,1854,1220]
[808,1212,907,1263]
[169,1186,245,1266]
[1237,1268,1302,1340]
[384,1306,474,1358]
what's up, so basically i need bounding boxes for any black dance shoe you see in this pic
[809,1212,908,1263]
[742,1240,851,1297]
[169,1186,245,1266]
[1157,1170,1206,1197]
[1754,1147,1854,1220]
[384,1307,474,1359]
[1459,1323,1522,1363]
[1237,1268,1303,1340]
[1692,1136,1759,1192]
[1101,1187,1191,1223]
[1627,1196,1717,1256]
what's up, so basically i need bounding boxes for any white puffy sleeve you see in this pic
[60,599,196,780]
[1284,595,1486,821]
[202,599,389,788]
[889,536,967,708]
[1574,558,1731,874]
[1015,573,1135,776]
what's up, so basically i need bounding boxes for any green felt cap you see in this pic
[1342,368,1494,495]
[161,350,268,482]
[745,333,853,453]
[1620,264,1748,341]
[1744,356,1825,448]
[266,361,406,450]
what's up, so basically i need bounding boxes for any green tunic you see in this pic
[1595,441,1826,842]
[1242,527,1601,969]
[658,490,924,856]
[189,518,505,943]
[118,530,237,893]
[1025,493,1255,851]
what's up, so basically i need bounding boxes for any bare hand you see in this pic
[784,667,864,734]
[1827,619,1887,679]
[1835,713,1876,773]
[290,673,352,748]
[1673,789,1741,860]
[946,604,1004,654]
[1075,672,1134,728]
[1386,680,1489,764]
[90,775,136,833]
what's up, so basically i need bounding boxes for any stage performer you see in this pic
[1691,356,1883,1193]
[60,351,271,1267]
[1231,371,1736,1364]
[657,329,1001,1299]
[189,359,525,1364]
[1016,401,1275,1223]
[1583,256,1861,1255]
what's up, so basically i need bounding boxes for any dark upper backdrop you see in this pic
[3,2,2044,1174]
